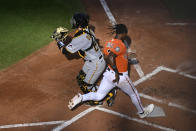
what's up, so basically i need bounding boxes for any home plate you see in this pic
[148,105,165,117]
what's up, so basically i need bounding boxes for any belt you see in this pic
[88,55,103,62]
[107,67,123,75]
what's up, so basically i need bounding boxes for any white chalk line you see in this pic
[134,64,145,78]
[0,65,195,130]
[56,0,196,130]
[1,0,196,130]
[99,0,145,78]
[139,93,196,114]
[99,0,117,26]
[134,66,196,86]
[0,107,96,130]
[0,106,175,131]
[133,65,196,114]
[52,107,96,131]
[0,120,65,129]
[166,23,196,26]
[100,0,196,114]
[95,107,175,131]
[134,66,162,86]
[55,106,175,131]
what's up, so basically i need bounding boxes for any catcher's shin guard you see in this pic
[80,84,88,94]
[106,88,117,107]
[77,70,86,87]
[79,83,97,94]
[85,101,103,106]
[76,70,102,105]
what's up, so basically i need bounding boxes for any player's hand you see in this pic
[113,73,120,83]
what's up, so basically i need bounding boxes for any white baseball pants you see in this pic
[82,68,144,113]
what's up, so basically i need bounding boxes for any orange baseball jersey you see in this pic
[103,39,128,72]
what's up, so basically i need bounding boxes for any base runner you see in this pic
[68,24,154,118]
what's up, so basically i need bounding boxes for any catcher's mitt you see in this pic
[51,26,69,41]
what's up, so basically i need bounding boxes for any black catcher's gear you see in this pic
[76,70,117,106]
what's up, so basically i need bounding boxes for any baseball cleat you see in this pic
[139,104,154,118]
[68,93,82,110]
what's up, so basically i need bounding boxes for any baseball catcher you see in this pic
[51,13,116,106]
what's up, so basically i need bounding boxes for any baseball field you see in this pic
[0,0,84,70]
[0,0,196,131]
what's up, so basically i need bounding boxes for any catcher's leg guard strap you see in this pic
[80,84,89,94]
[77,70,86,86]
[106,88,117,107]
[77,70,101,105]
[80,83,98,94]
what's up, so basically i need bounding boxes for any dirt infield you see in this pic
[0,0,196,130]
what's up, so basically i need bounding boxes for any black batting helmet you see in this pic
[70,13,89,29]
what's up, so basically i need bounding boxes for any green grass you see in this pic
[161,0,196,20]
[0,0,84,70]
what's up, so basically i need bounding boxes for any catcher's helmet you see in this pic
[70,13,89,29]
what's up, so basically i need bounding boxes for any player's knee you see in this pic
[94,93,105,101]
